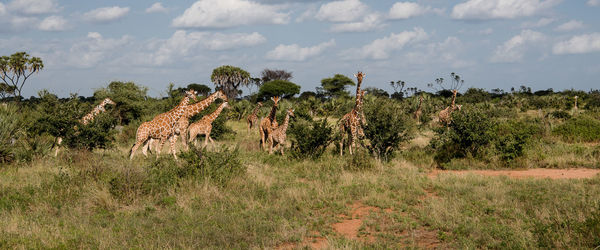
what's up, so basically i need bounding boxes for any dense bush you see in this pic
[0,104,20,163]
[363,98,414,161]
[178,146,245,187]
[289,119,334,159]
[494,119,543,161]
[548,110,571,120]
[432,108,495,164]
[344,149,375,171]
[553,116,600,142]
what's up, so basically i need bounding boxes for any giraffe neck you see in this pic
[204,103,227,123]
[451,91,457,109]
[279,113,291,133]
[172,96,191,119]
[251,105,261,117]
[417,97,423,110]
[356,76,362,98]
[184,92,221,118]
[268,103,278,122]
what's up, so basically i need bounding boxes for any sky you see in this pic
[0,0,599,98]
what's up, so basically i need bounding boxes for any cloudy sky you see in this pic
[1,0,599,97]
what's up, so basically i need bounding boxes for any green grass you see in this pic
[0,120,599,248]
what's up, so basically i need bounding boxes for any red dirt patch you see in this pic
[332,202,379,241]
[429,168,600,179]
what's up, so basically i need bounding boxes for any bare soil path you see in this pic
[429,168,600,179]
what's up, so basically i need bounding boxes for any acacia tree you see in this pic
[427,72,464,93]
[261,69,293,83]
[318,74,355,98]
[0,52,44,100]
[211,65,251,99]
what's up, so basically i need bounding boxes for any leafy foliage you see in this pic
[93,81,148,125]
[0,51,44,99]
[211,65,251,99]
[257,80,301,100]
[553,115,600,142]
[318,74,355,98]
[363,98,413,161]
[289,119,334,159]
[494,119,543,161]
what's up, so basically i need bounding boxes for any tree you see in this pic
[0,52,43,100]
[427,72,464,92]
[0,83,16,99]
[318,74,355,98]
[187,83,212,96]
[261,69,293,83]
[211,65,251,99]
[93,81,148,124]
[364,87,389,98]
[257,80,301,100]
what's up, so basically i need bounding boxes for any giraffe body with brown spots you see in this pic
[268,108,294,155]
[188,102,229,147]
[438,90,461,126]
[246,102,263,133]
[339,72,366,156]
[145,90,228,153]
[129,90,198,160]
[259,96,280,150]
[414,95,423,123]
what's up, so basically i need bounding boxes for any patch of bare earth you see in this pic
[429,168,600,179]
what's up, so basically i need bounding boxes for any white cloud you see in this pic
[404,37,473,68]
[451,0,561,20]
[172,0,289,28]
[553,33,600,55]
[38,15,67,31]
[330,13,384,32]
[146,30,266,65]
[351,27,428,60]
[520,17,554,28]
[315,0,367,22]
[555,20,583,32]
[8,0,60,15]
[83,6,130,23]
[490,30,545,62]
[67,32,132,68]
[388,2,440,19]
[588,0,600,6]
[146,3,168,13]
[480,28,493,34]
[266,39,335,61]
[0,3,6,15]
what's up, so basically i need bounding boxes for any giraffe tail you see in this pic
[128,143,136,156]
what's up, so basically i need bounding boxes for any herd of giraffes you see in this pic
[66,71,474,159]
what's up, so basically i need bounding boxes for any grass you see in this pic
[0,120,599,248]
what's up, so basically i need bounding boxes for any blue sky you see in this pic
[1,0,599,97]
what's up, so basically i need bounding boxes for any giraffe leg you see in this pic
[180,128,189,151]
[280,142,284,156]
[169,136,178,160]
[129,140,145,160]
[268,136,274,155]
[156,138,166,159]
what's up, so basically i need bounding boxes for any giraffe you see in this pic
[414,95,423,123]
[438,89,460,126]
[144,90,228,153]
[339,72,366,156]
[129,89,198,160]
[268,108,294,155]
[259,96,280,150]
[246,102,263,133]
[54,98,116,156]
[188,102,230,148]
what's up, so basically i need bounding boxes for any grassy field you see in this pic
[1,119,600,249]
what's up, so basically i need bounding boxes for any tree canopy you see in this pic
[258,80,301,100]
[93,81,148,124]
[260,69,293,83]
[318,74,355,98]
[211,65,251,99]
[0,52,43,100]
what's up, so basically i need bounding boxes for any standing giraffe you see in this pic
[129,90,198,160]
[246,102,263,133]
[259,96,280,150]
[414,95,423,123]
[268,108,294,155]
[54,98,116,156]
[339,72,366,156]
[438,90,461,126]
[145,90,228,153]
[188,102,230,147]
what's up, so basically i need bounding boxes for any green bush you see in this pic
[289,119,334,159]
[431,108,495,164]
[344,149,375,171]
[179,146,245,187]
[494,119,543,161]
[553,116,600,142]
[548,110,571,120]
[0,103,20,163]
[363,98,413,161]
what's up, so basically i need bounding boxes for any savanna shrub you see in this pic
[289,118,334,159]
[363,99,414,161]
[344,149,375,171]
[0,103,20,163]
[548,110,571,120]
[431,108,495,164]
[179,146,245,187]
[552,115,600,142]
[64,113,117,150]
[494,119,543,161]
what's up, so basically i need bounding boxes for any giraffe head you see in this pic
[215,90,228,102]
[354,71,365,82]
[575,96,578,100]
[287,108,295,118]
[103,98,116,106]
[453,104,462,111]
[222,102,230,109]
[271,96,280,105]
[257,102,263,107]
[452,89,458,96]
[185,89,198,102]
